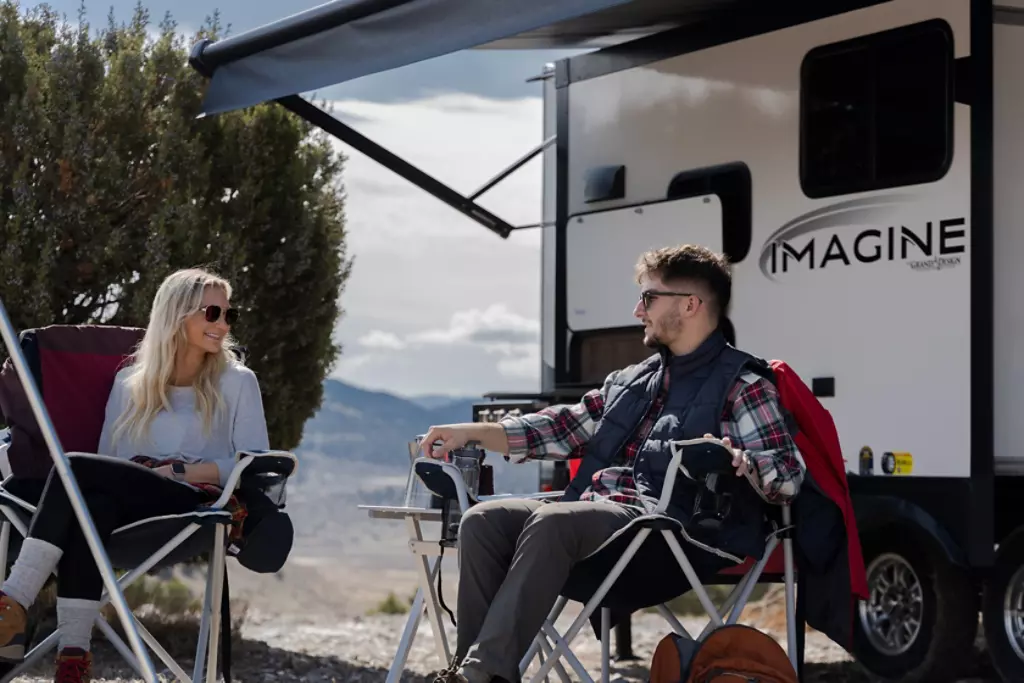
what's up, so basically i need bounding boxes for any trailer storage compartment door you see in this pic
[566,194,722,331]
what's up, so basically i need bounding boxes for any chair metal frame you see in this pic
[0,298,160,680]
[0,451,296,683]
[0,305,298,683]
[413,440,800,683]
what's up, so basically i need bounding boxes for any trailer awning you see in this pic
[187,0,747,238]
[189,0,731,116]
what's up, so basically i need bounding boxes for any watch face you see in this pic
[172,463,186,475]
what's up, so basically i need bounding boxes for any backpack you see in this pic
[649,624,798,683]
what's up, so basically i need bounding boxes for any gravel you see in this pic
[3,589,1000,682]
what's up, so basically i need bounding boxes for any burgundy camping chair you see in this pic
[0,324,297,683]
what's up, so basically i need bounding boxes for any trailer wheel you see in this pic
[982,532,1024,681]
[853,530,978,682]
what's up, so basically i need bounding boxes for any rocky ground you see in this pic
[2,585,1001,682]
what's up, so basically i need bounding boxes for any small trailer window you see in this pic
[799,19,954,198]
[570,328,652,385]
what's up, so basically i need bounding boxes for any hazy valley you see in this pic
[222,379,545,616]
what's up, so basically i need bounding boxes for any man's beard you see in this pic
[643,312,683,348]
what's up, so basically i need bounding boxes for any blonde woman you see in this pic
[0,268,269,682]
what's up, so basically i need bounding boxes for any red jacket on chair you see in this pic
[771,359,868,594]
[770,359,869,648]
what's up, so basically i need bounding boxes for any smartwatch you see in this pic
[171,462,187,481]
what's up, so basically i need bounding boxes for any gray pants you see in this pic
[455,498,641,682]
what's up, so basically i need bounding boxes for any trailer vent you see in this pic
[584,165,626,203]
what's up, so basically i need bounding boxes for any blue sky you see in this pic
[42,0,580,398]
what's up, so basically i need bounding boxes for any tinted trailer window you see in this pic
[800,20,955,198]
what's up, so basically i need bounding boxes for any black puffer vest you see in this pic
[561,330,774,562]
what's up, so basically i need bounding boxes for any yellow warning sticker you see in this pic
[883,451,913,475]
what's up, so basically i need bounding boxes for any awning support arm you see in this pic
[469,135,555,201]
[276,95,516,239]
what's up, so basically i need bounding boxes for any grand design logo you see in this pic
[758,195,967,281]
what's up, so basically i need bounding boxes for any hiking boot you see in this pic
[0,593,27,661]
[430,655,469,683]
[54,647,91,683]
[432,665,509,683]
[431,673,468,683]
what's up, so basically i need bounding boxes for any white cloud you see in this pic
[357,330,406,350]
[323,93,546,397]
[354,305,539,387]
[408,305,539,347]
[497,345,541,380]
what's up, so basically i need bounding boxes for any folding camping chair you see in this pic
[414,438,804,683]
[0,322,298,683]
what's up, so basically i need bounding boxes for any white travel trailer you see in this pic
[190,0,1024,680]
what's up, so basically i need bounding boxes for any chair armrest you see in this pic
[414,458,474,513]
[660,438,792,515]
[478,491,564,503]
[414,457,567,512]
[236,449,298,492]
[208,450,298,510]
[659,438,736,514]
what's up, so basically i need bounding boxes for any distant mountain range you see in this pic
[284,379,544,564]
[296,379,482,469]
[295,378,543,490]
[407,393,479,411]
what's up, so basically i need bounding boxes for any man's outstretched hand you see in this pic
[420,423,509,460]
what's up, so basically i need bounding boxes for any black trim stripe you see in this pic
[968,0,994,568]
[554,63,571,384]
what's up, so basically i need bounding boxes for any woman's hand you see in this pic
[154,465,175,479]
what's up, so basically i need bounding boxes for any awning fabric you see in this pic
[191,0,642,116]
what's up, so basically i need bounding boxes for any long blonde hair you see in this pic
[112,268,239,447]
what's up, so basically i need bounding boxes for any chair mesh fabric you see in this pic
[108,511,233,568]
[0,325,144,478]
[0,325,265,683]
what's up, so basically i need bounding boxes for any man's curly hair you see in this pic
[635,244,732,318]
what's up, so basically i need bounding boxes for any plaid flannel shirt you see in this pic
[501,366,805,510]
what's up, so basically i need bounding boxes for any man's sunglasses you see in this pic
[640,290,701,309]
[200,305,239,325]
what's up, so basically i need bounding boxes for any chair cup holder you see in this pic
[414,461,460,501]
[413,460,487,546]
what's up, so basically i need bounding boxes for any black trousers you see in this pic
[5,454,204,600]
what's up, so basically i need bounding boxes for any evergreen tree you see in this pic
[0,1,351,450]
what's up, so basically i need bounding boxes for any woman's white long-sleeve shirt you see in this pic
[96,361,271,488]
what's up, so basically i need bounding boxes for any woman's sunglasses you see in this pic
[200,305,239,325]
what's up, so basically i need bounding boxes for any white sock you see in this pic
[57,598,99,652]
[1,538,62,608]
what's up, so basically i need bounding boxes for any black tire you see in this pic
[852,528,979,682]
[982,531,1024,681]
